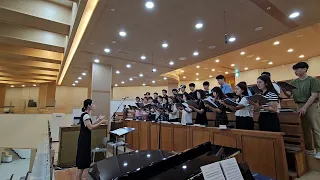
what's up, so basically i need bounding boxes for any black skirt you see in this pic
[236,116,254,130]
[76,113,92,169]
[258,112,281,132]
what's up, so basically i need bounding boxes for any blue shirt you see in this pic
[221,84,233,94]
[247,89,253,96]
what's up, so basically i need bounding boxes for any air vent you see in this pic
[117,48,133,55]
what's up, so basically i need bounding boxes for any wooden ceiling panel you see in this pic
[0,58,60,70]
[0,65,58,76]
[0,77,52,83]
[0,72,56,81]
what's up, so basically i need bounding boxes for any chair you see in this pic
[91,137,110,163]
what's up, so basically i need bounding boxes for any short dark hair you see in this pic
[148,97,153,100]
[158,96,163,99]
[261,72,271,77]
[162,89,167,93]
[136,96,140,99]
[293,62,309,70]
[216,75,225,80]
[146,92,150,95]
[153,92,158,95]
[203,81,210,86]
[189,83,195,87]
[172,88,178,92]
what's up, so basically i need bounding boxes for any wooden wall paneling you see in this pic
[213,132,238,148]
[139,122,151,150]
[173,125,189,152]
[46,82,56,107]
[150,123,159,150]
[160,124,174,151]
[241,136,277,179]
[0,84,5,107]
[273,135,290,180]
[125,121,134,148]
[130,121,140,150]
[190,127,211,147]
[38,83,47,108]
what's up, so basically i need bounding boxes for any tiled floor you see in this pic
[0,159,30,180]
[295,171,320,180]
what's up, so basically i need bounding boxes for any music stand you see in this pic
[107,127,136,155]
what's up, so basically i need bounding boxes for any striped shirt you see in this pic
[260,91,280,113]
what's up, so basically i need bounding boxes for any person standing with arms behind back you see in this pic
[283,62,320,158]
[216,75,233,94]
[76,99,108,180]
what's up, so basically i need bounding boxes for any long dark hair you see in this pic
[237,82,249,96]
[82,99,92,112]
[196,89,206,99]
[211,87,225,100]
[258,75,278,95]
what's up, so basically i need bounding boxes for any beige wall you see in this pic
[5,87,39,108]
[236,56,320,85]
[112,86,168,100]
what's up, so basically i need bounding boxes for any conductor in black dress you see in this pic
[76,99,108,180]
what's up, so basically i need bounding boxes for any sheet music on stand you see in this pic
[110,127,135,136]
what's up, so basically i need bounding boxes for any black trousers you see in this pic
[236,116,254,130]
[259,112,281,132]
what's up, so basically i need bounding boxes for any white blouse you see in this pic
[235,98,254,117]
[181,107,193,124]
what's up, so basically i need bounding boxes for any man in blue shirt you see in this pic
[216,75,233,94]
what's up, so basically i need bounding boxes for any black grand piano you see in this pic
[89,142,255,180]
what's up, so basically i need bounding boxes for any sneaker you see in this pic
[306,149,316,155]
[315,152,320,159]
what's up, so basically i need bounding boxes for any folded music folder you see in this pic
[203,99,218,108]
[225,93,238,99]
[248,85,261,95]
[246,95,269,105]
[223,98,239,107]
[276,81,297,91]
[186,100,200,109]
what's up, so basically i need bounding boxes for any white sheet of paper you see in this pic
[220,158,244,180]
[200,162,226,180]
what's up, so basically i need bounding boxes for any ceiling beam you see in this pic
[0,7,70,35]
[0,43,63,64]
[0,77,52,83]
[0,58,60,71]
[0,72,56,81]
[0,66,58,76]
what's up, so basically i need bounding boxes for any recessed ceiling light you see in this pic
[78,77,82,80]
[10,85,14,87]
[299,55,305,58]
[273,41,280,45]
[169,61,174,65]
[162,43,168,48]
[212,69,215,71]
[196,78,199,80]
[119,31,127,37]
[240,51,245,55]
[126,64,131,68]
[231,64,235,67]
[129,78,133,81]
[116,70,120,74]
[75,81,78,83]
[82,72,86,76]
[139,73,143,77]
[225,72,229,74]
[289,12,300,19]
[163,77,167,80]
[152,80,155,83]
[180,70,184,73]
[179,57,187,61]
[208,46,216,49]
[183,76,186,79]
[244,67,248,70]
[104,48,111,53]
[209,75,213,78]
[152,68,157,72]
[22,85,25,87]
[33,84,36,87]
[110,8,116,12]
[196,65,200,68]
[112,41,117,44]
[141,55,146,60]
[256,57,261,60]
[268,62,273,65]
[121,81,125,84]
[145,1,154,9]
[287,48,294,52]
[115,84,118,87]
[94,59,100,63]
[255,27,263,31]
[215,59,220,63]
[195,23,203,29]
[196,73,199,75]
[72,84,75,86]
[228,37,236,42]
[142,83,146,86]
[193,51,199,56]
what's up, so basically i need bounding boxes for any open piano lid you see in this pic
[89,142,241,180]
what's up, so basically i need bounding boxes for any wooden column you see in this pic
[0,83,5,108]
[38,83,56,108]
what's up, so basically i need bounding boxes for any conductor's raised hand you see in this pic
[98,114,106,121]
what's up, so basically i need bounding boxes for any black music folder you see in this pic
[186,100,200,109]
[203,99,218,108]
[135,103,144,108]
[223,98,239,107]
[128,105,138,110]
[276,81,297,91]
[246,95,269,105]
[225,93,237,98]
[175,103,187,109]
[248,85,261,95]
